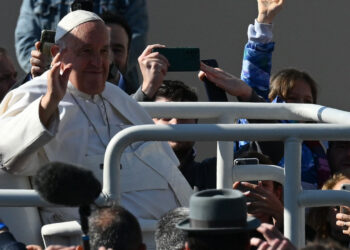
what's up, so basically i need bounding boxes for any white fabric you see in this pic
[0,71,193,248]
[55,10,103,42]
[248,19,274,44]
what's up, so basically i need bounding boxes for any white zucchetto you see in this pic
[55,10,104,42]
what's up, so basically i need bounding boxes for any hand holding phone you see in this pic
[39,30,56,68]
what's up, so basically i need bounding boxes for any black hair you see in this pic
[101,11,132,51]
[89,205,143,250]
[155,207,189,250]
[153,80,198,102]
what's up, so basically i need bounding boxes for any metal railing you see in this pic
[1,102,350,248]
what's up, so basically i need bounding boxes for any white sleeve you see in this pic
[0,94,59,175]
[247,19,274,44]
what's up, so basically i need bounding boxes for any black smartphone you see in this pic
[201,59,228,102]
[234,158,259,193]
[39,30,56,68]
[151,48,200,72]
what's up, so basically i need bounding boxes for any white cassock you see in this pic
[0,71,192,248]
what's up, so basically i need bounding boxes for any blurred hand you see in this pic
[198,62,252,101]
[26,245,43,250]
[30,41,49,78]
[336,206,350,236]
[138,44,169,99]
[250,223,296,250]
[39,52,72,127]
[257,0,284,24]
[233,181,283,229]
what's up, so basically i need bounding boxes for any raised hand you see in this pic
[198,62,252,101]
[233,181,284,229]
[257,0,284,24]
[39,52,72,127]
[250,223,296,250]
[336,206,350,236]
[138,44,170,99]
[30,41,50,78]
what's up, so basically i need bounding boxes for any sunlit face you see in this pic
[61,21,110,95]
[153,97,196,152]
[285,79,314,104]
[107,23,129,74]
[328,142,350,173]
[0,53,17,101]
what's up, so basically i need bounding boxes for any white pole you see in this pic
[283,137,304,247]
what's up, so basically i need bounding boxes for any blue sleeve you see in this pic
[15,0,42,72]
[240,41,275,101]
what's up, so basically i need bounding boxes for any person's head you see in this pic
[269,69,317,104]
[0,48,17,101]
[177,189,260,250]
[89,205,146,250]
[327,141,350,174]
[52,10,110,95]
[155,207,189,250]
[153,80,198,154]
[101,12,132,74]
[308,170,350,244]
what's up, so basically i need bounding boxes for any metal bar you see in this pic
[299,190,350,207]
[216,115,235,189]
[141,102,350,124]
[101,123,350,202]
[283,138,304,248]
[0,190,53,207]
[232,164,284,184]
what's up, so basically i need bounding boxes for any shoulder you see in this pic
[0,73,47,112]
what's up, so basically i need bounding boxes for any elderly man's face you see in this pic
[61,21,110,95]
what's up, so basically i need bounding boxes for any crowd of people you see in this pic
[0,0,350,249]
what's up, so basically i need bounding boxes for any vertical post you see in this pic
[216,115,235,189]
[284,137,304,248]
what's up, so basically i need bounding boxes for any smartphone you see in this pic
[234,158,259,193]
[151,48,200,72]
[201,59,228,102]
[234,158,259,166]
[340,184,350,214]
[39,30,56,67]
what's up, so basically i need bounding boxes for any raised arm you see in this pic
[240,0,284,101]
[133,44,169,101]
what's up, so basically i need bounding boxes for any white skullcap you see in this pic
[55,10,104,42]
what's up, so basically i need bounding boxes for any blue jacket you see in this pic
[15,0,148,72]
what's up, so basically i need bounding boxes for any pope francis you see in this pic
[0,10,191,247]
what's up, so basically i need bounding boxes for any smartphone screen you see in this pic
[40,30,56,68]
[152,48,200,72]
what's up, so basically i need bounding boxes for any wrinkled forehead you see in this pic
[64,21,110,47]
